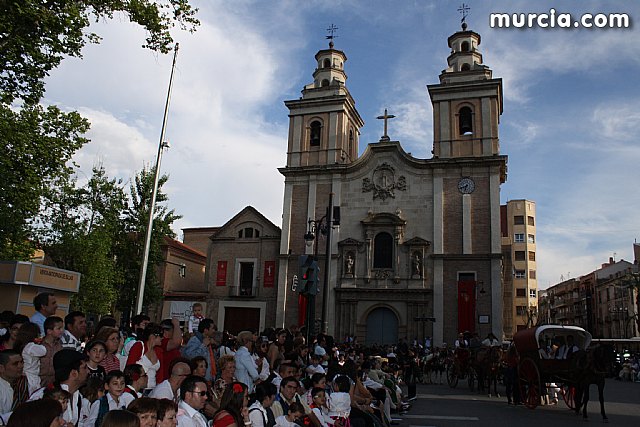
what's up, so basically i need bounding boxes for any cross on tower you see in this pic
[376,108,396,142]
[326,24,339,48]
[458,3,470,30]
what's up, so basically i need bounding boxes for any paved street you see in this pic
[396,379,640,427]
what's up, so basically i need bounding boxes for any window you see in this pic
[515,270,526,279]
[238,228,259,239]
[516,288,526,297]
[528,234,535,244]
[514,216,524,225]
[458,106,473,135]
[514,233,524,243]
[516,306,527,316]
[515,251,525,261]
[529,270,536,279]
[530,289,537,298]
[528,251,536,261]
[323,58,331,68]
[239,262,254,296]
[321,79,330,87]
[527,216,535,226]
[310,121,322,146]
[460,63,470,71]
[373,232,393,269]
[244,227,253,238]
[461,41,470,52]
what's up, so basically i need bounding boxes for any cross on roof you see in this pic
[376,108,396,142]
[458,3,470,29]
[326,24,339,48]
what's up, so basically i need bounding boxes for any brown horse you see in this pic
[571,344,616,422]
[473,346,503,397]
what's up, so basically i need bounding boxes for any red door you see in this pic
[223,307,260,335]
[458,281,476,333]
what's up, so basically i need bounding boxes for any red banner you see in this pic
[216,261,227,286]
[457,281,476,333]
[263,261,275,287]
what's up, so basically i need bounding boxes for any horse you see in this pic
[571,344,616,422]
[473,346,503,397]
[421,348,447,384]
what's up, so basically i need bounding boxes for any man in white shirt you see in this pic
[177,375,209,427]
[30,349,90,426]
[60,311,87,352]
[30,292,58,336]
[150,361,191,400]
[234,331,260,393]
[0,350,25,421]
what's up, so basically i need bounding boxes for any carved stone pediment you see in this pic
[404,237,431,247]
[362,162,406,201]
[338,238,364,247]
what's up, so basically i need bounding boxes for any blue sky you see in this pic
[43,0,640,289]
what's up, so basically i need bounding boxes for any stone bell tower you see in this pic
[284,39,364,168]
[428,21,503,159]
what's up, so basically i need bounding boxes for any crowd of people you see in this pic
[0,295,416,427]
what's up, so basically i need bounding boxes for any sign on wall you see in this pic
[216,261,227,286]
[264,261,275,287]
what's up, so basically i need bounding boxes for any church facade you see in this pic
[275,26,508,346]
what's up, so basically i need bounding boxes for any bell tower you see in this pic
[284,38,364,167]
[427,21,503,158]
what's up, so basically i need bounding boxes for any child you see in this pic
[40,316,64,386]
[310,387,332,427]
[306,354,326,376]
[43,385,72,413]
[14,322,46,394]
[328,376,351,427]
[187,303,204,334]
[275,402,304,427]
[87,370,135,427]
[80,377,106,405]
[85,340,107,380]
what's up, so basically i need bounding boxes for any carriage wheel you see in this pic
[518,357,541,409]
[447,364,459,388]
[560,384,576,409]
[467,367,476,391]
[429,367,439,384]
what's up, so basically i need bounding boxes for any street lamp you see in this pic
[303,193,338,337]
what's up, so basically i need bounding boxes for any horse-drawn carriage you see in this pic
[511,323,616,419]
[446,344,503,395]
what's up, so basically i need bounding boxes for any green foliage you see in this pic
[0,103,89,260]
[0,0,199,103]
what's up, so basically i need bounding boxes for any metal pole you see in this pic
[135,44,179,315]
[321,193,334,334]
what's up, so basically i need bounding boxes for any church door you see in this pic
[223,307,260,335]
[365,307,398,346]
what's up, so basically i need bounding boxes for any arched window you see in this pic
[458,106,473,135]
[373,232,393,269]
[461,41,470,52]
[310,121,322,146]
[460,63,471,71]
[321,79,330,87]
[323,58,331,68]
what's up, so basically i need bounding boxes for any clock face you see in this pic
[458,177,475,194]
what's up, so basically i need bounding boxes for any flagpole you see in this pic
[135,43,179,316]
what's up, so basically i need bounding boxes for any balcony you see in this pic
[228,285,257,298]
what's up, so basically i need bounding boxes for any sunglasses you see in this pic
[190,391,208,397]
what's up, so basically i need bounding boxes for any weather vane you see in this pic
[458,3,470,30]
[326,24,339,48]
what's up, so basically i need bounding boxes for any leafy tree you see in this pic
[35,165,127,314]
[1,0,199,104]
[0,104,89,260]
[0,0,198,262]
[116,166,182,315]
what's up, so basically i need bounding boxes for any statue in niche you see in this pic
[412,252,422,277]
[345,252,355,276]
